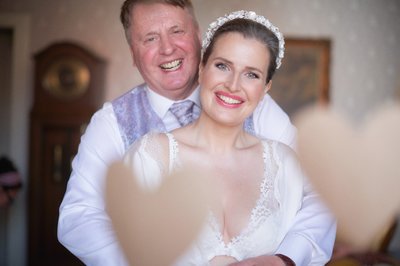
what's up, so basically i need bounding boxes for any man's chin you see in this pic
[163,78,191,91]
[161,83,195,99]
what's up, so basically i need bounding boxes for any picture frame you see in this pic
[268,38,331,118]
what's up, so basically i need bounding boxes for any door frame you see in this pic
[0,13,30,266]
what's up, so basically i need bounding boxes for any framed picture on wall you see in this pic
[268,38,331,118]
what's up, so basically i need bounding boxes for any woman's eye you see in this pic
[215,63,228,71]
[246,72,260,79]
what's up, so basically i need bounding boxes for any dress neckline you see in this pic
[165,132,272,249]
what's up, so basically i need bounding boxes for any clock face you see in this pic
[42,58,90,100]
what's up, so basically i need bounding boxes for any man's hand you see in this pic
[228,255,288,266]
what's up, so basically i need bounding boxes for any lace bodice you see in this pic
[123,132,304,265]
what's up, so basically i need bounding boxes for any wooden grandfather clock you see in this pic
[28,42,106,265]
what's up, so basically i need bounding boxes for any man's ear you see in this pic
[196,26,202,47]
[198,32,202,47]
[264,80,272,94]
[198,63,203,83]
[129,46,136,67]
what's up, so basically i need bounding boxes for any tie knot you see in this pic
[169,100,198,127]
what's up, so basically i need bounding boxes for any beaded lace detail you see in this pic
[166,133,179,173]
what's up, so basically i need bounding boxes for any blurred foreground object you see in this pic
[327,220,398,265]
[106,161,209,266]
[296,105,400,265]
[295,104,400,250]
[0,156,22,208]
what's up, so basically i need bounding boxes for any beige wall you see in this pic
[1,0,399,118]
[195,0,400,121]
[0,0,399,264]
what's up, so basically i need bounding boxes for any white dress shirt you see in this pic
[57,85,335,266]
[146,86,201,132]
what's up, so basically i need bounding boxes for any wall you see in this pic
[1,0,399,116]
[195,0,400,121]
[0,0,399,264]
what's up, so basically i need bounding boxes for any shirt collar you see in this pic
[146,85,201,119]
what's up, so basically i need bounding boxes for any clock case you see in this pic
[28,42,106,265]
[32,42,105,113]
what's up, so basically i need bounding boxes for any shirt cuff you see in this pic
[276,233,313,266]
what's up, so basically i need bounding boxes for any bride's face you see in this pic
[199,32,271,127]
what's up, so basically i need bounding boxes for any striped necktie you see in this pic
[169,100,199,126]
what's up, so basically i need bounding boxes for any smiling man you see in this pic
[57,1,335,265]
[127,2,201,100]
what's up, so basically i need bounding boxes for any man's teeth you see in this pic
[218,94,242,104]
[160,60,182,71]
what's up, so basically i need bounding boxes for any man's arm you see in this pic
[274,181,336,265]
[252,94,336,265]
[57,103,129,265]
[231,186,336,266]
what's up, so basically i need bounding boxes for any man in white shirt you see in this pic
[57,0,336,265]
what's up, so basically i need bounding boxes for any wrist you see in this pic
[275,254,296,266]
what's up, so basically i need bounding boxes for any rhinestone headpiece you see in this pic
[202,10,285,69]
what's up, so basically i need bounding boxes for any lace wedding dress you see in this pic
[123,132,305,265]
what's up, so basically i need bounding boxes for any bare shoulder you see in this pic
[144,132,170,149]
[125,131,170,155]
[123,131,171,172]
[260,138,297,160]
[169,126,197,148]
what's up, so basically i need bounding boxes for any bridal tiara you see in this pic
[202,10,285,69]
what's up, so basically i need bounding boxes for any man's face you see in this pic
[129,3,201,100]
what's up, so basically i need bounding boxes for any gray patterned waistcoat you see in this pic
[112,83,255,151]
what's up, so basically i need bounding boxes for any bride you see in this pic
[124,10,305,266]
